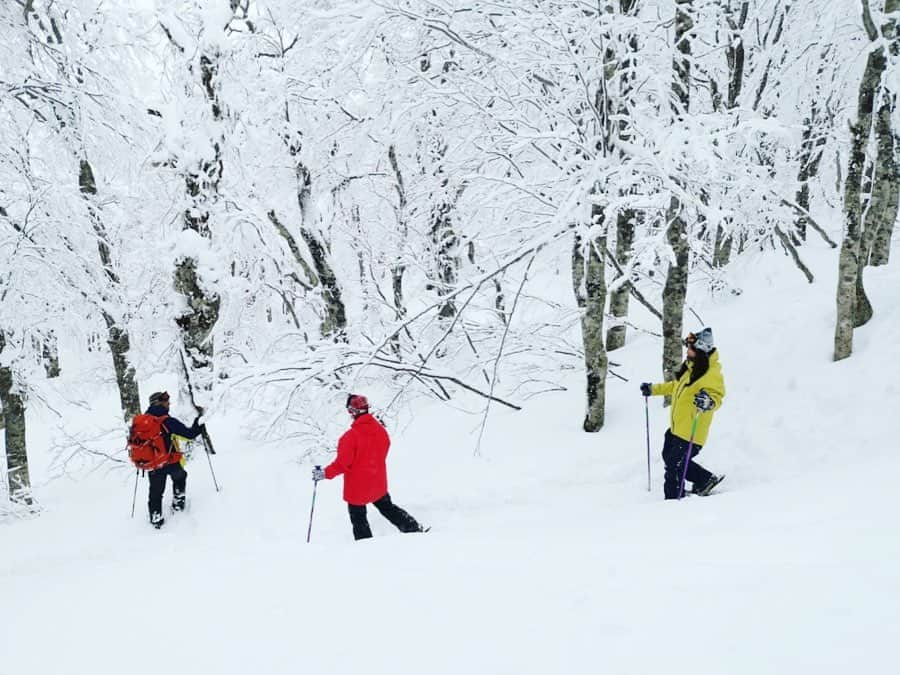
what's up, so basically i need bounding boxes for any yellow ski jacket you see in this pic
[650,350,725,446]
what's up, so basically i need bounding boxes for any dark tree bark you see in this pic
[867,6,899,267]
[834,0,892,360]
[0,332,33,506]
[292,154,347,339]
[606,0,640,351]
[388,143,408,356]
[41,332,60,378]
[79,160,141,419]
[606,210,634,351]
[854,91,898,323]
[713,0,749,266]
[663,0,693,388]
[573,208,609,433]
[793,50,833,244]
[175,49,223,376]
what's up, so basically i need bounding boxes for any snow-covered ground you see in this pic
[3,241,899,675]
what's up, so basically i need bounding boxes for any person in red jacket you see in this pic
[313,394,427,540]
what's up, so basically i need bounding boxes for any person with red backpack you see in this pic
[312,394,427,540]
[130,391,203,528]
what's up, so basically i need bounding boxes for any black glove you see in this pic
[640,382,652,397]
[694,389,715,411]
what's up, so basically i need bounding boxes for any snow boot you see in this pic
[697,474,725,496]
[150,512,165,529]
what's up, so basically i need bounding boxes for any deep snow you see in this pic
[3,240,899,675]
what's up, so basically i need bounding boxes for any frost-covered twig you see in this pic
[475,253,535,455]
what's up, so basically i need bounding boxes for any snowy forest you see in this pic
[3,2,900,673]
[1,0,898,511]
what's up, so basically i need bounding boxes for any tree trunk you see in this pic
[574,209,609,433]
[431,198,460,320]
[41,332,60,378]
[868,7,899,267]
[296,162,347,339]
[606,209,634,351]
[177,51,224,379]
[79,159,141,419]
[388,144,408,356]
[671,0,693,117]
[0,333,32,506]
[869,132,898,265]
[834,1,889,361]
[713,225,733,267]
[663,200,690,383]
[855,91,898,324]
[663,0,693,389]
[794,84,829,243]
[606,0,640,351]
[725,1,749,109]
[712,1,749,265]
[868,128,898,266]
[103,315,142,419]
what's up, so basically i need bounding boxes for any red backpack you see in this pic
[128,414,171,471]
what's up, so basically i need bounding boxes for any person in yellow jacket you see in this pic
[641,327,725,499]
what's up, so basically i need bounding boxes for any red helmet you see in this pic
[346,394,369,415]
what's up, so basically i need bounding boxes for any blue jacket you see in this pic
[146,405,202,453]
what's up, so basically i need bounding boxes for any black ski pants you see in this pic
[662,429,712,499]
[348,493,421,540]
[148,462,187,518]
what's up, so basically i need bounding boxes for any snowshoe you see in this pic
[697,474,725,496]
[170,497,190,515]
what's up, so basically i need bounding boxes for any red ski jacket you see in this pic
[324,413,390,505]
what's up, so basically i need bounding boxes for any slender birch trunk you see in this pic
[79,160,141,419]
[388,144,408,356]
[574,206,609,433]
[868,7,899,267]
[713,0,748,266]
[663,0,693,385]
[794,51,832,244]
[606,210,634,351]
[834,0,892,360]
[606,0,640,352]
[855,90,898,324]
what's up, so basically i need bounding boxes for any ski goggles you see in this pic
[682,334,697,348]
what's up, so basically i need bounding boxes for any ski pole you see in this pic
[678,409,701,499]
[130,469,139,518]
[201,434,221,492]
[644,396,651,492]
[307,470,320,543]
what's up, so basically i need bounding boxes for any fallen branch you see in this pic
[476,254,536,454]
